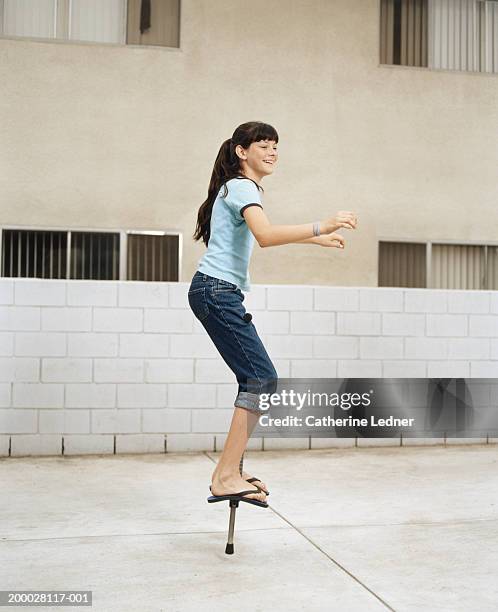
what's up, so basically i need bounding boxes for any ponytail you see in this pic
[193,139,239,246]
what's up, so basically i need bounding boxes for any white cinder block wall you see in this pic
[1,279,497,457]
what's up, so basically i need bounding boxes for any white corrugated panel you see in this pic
[431,244,485,289]
[487,246,498,289]
[429,0,498,72]
[3,0,56,38]
[484,0,498,72]
[429,0,479,71]
[69,0,126,44]
[378,242,427,288]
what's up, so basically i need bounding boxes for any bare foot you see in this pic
[211,473,267,502]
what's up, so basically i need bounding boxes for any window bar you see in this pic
[120,231,127,280]
[426,242,432,289]
[133,236,140,280]
[29,231,33,277]
[133,234,137,281]
[387,243,393,286]
[97,233,101,279]
[21,231,25,277]
[142,236,145,280]
[136,235,139,280]
[82,232,85,279]
[102,234,106,279]
[167,237,171,281]
[10,232,13,277]
[444,0,451,68]
[116,233,120,279]
[50,232,54,279]
[89,233,93,280]
[145,235,149,280]
[150,236,154,280]
[24,231,29,277]
[393,0,402,63]
[111,236,116,280]
[67,230,71,279]
[152,235,156,280]
[41,232,44,278]
[34,231,38,277]
[60,232,64,278]
[148,236,152,281]
[130,235,133,280]
[483,244,488,290]
[113,233,117,279]
[25,230,31,278]
[74,232,78,278]
[143,236,147,280]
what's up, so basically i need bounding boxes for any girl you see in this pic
[189,121,357,507]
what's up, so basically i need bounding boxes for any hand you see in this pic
[321,211,358,234]
[315,232,345,249]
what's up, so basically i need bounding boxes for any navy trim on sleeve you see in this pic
[239,203,263,219]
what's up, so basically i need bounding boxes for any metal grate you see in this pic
[379,241,427,287]
[70,231,120,280]
[1,229,67,278]
[429,0,482,71]
[487,246,498,289]
[380,0,429,67]
[379,241,498,289]
[1,228,180,282]
[431,243,485,289]
[127,233,179,281]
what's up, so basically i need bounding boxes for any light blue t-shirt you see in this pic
[197,177,263,291]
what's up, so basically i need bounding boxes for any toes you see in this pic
[256,482,268,494]
[249,490,266,502]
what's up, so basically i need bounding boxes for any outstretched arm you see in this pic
[294,236,319,245]
[242,206,357,248]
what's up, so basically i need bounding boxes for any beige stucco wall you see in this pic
[1,0,497,287]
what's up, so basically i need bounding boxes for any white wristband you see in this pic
[313,222,321,237]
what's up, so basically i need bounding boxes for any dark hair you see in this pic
[193,121,279,246]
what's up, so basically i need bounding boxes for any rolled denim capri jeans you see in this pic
[188,271,278,414]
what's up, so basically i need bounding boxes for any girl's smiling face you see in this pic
[236,139,278,181]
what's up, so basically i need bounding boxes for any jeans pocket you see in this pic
[188,287,209,322]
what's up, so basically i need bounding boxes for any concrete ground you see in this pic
[1,444,497,612]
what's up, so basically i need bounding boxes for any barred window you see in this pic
[379,241,498,289]
[380,0,498,74]
[127,232,179,281]
[378,241,427,288]
[380,0,429,67]
[0,0,180,48]
[0,228,181,281]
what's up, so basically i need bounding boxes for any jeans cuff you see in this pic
[234,391,265,414]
